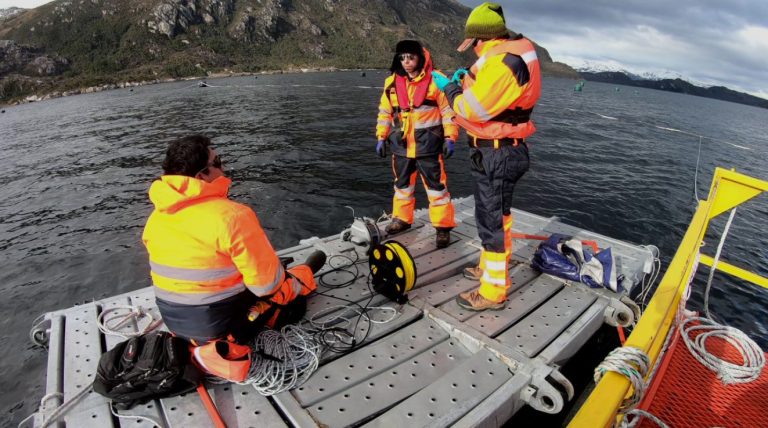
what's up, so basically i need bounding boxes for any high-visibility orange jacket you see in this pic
[445,35,541,140]
[376,48,458,158]
[142,175,308,308]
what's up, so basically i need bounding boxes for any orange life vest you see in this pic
[456,37,541,140]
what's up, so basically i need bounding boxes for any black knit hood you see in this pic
[389,40,427,76]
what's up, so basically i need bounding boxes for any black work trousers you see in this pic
[470,143,530,252]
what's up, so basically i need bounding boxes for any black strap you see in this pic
[491,107,533,125]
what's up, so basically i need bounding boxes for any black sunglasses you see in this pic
[196,154,223,176]
[210,154,222,169]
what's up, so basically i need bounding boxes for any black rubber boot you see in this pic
[304,250,327,274]
[436,228,451,249]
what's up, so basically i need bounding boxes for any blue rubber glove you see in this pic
[451,68,468,84]
[376,139,387,158]
[431,71,451,92]
[443,139,455,158]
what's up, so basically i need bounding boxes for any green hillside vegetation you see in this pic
[0,0,577,104]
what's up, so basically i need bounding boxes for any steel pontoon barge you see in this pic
[30,196,667,427]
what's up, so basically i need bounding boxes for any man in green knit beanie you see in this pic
[432,2,542,311]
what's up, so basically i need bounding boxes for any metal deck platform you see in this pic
[31,197,654,427]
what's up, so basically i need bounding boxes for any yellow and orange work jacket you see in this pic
[447,35,541,140]
[142,175,305,308]
[376,48,458,158]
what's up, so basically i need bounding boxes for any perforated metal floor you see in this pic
[33,197,654,427]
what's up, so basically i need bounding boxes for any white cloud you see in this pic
[459,0,768,99]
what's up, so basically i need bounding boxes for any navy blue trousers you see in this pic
[470,143,530,252]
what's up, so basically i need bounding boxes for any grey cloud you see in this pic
[459,0,768,96]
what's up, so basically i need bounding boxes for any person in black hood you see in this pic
[389,40,426,76]
[374,40,458,249]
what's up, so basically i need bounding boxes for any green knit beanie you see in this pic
[465,2,509,40]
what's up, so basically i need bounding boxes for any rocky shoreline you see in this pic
[1,66,365,107]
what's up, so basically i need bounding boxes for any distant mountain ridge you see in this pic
[0,0,577,104]
[579,69,768,108]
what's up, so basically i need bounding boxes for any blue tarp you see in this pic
[531,234,623,293]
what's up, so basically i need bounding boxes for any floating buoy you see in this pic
[361,72,366,77]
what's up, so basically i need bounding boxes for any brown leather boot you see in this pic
[463,265,483,281]
[385,218,411,234]
[435,228,451,249]
[456,289,506,311]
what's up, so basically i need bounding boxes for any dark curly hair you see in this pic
[162,135,211,177]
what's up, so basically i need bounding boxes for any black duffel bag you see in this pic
[93,331,201,409]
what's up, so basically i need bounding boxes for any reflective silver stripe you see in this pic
[481,271,507,285]
[440,106,453,116]
[431,196,451,206]
[290,276,302,297]
[426,188,447,199]
[245,263,285,297]
[379,108,391,115]
[153,283,246,305]
[377,119,392,127]
[150,261,239,282]
[456,101,468,118]
[484,260,506,272]
[475,56,488,71]
[521,50,538,64]
[427,189,451,206]
[394,185,415,199]
[414,119,442,129]
[463,90,492,121]
[413,105,437,113]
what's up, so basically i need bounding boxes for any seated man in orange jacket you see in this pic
[143,135,325,344]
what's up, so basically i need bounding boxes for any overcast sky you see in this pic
[2,0,766,99]
[461,0,768,99]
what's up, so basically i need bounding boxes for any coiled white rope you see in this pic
[594,346,650,411]
[680,316,765,384]
[245,325,321,396]
[97,305,162,339]
[620,409,670,428]
[109,403,163,427]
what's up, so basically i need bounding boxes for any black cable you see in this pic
[290,250,378,354]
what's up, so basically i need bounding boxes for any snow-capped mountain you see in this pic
[567,59,704,86]
[0,7,26,20]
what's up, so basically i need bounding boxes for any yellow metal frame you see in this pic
[569,168,768,428]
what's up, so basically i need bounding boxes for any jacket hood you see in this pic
[148,175,231,213]
[390,42,434,77]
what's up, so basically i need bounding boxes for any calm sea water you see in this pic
[1,72,767,425]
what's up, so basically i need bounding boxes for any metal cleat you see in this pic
[604,297,636,327]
